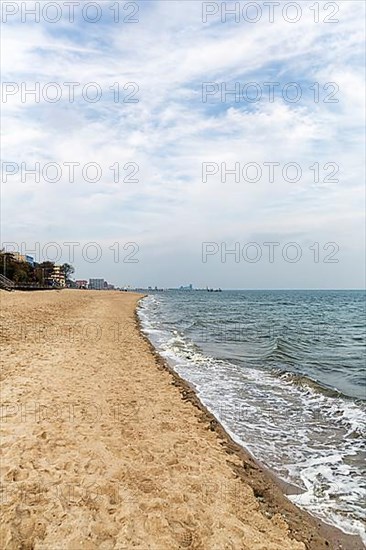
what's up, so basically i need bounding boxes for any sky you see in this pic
[1,0,365,289]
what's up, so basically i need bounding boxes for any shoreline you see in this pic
[1,289,364,549]
[135,295,364,550]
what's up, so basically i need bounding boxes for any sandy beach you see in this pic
[0,290,363,550]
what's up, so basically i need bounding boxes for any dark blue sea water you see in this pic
[138,290,366,542]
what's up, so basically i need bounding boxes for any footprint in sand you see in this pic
[85,457,106,475]
[168,520,194,548]
[138,478,157,494]
[4,466,29,482]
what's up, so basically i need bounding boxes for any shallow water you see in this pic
[138,290,366,542]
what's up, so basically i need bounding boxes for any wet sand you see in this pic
[0,290,363,549]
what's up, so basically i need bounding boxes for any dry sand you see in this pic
[0,290,363,550]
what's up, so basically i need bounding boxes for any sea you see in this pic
[137,290,366,543]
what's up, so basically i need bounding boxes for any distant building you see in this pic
[51,265,66,287]
[89,278,104,290]
[179,284,193,291]
[25,255,35,266]
[107,284,115,290]
[75,280,88,289]
[12,252,34,266]
[12,252,25,262]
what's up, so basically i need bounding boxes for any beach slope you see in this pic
[0,290,362,549]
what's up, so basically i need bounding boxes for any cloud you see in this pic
[1,0,365,287]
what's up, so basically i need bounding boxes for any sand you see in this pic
[0,290,363,550]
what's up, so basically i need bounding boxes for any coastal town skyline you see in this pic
[1,240,365,290]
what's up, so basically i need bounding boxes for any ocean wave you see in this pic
[137,294,366,543]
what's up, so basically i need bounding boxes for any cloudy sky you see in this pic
[2,0,365,288]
